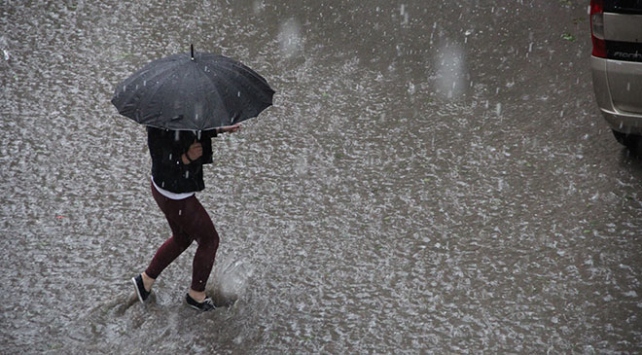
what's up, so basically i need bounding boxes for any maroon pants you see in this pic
[145,183,220,292]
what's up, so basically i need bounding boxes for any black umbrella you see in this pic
[111,45,275,131]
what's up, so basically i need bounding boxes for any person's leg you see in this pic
[141,184,195,292]
[144,228,191,284]
[175,196,220,302]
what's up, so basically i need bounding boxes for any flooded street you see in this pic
[2,0,642,353]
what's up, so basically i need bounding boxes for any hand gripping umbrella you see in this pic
[111,45,275,131]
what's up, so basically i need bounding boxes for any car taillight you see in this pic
[591,0,606,58]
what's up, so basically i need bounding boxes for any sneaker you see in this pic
[131,274,151,303]
[186,293,216,311]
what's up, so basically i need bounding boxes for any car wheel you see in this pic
[612,130,642,155]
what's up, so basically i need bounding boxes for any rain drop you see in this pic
[278,18,303,58]
[408,82,416,95]
[179,210,182,216]
[400,4,409,25]
[434,43,466,100]
[253,0,265,14]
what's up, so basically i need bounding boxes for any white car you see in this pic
[590,0,642,151]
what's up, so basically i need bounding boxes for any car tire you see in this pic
[612,130,642,156]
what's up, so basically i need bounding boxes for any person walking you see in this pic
[131,123,241,311]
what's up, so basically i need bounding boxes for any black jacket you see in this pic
[147,127,217,193]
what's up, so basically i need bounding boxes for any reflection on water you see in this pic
[2,0,642,354]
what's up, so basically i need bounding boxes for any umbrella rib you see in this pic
[220,62,274,102]
[199,67,235,125]
[210,62,272,103]
[136,63,186,123]
[199,54,272,97]
[115,59,183,118]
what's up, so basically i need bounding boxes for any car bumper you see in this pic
[591,56,642,135]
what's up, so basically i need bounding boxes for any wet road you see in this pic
[1,0,642,353]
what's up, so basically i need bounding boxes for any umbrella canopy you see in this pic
[111,45,275,131]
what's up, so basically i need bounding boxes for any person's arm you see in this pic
[203,123,241,138]
[215,123,242,135]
